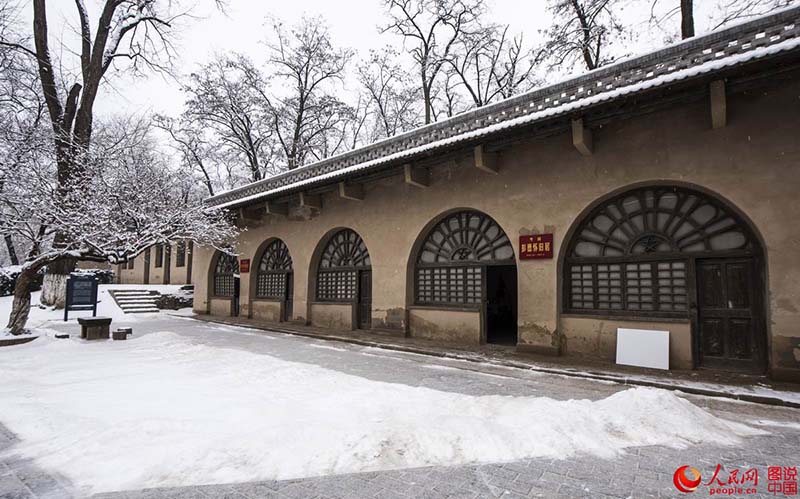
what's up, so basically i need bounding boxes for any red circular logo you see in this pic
[673,465,702,493]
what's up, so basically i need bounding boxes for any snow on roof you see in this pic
[206,6,800,210]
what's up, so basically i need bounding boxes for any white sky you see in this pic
[39,0,564,117]
[21,0,780,119]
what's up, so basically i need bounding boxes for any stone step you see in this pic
[109,289,162,314]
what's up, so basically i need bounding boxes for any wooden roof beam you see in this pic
[299,192,322,210]
[474,144,498,174]
[572,118,593,156]
[404,163,429,188]
[265,201,288,217]
[710,80,726,129]
[338,182,364,201]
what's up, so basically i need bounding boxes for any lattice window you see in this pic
[565,186,755,316]
[213,252,239,297]
[317,270,357,301]
[256,239,293,299]
[415,211,514,306]
[316,230,370,302]
[656,261,688,312]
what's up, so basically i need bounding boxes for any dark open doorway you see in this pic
[283,272,294,322]
[357,270,372,329]
[486,265,517,345]
[233,275,241,317]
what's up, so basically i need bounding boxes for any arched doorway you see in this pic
[563,184,767,372]
[254,239,293,322]
[211,251,240,316]
[316,229,372,329]
[414,210,517,345]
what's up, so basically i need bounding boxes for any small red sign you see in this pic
[519,234,553,260]
[239,259,250,273]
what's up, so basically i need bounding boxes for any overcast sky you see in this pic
[26,0,779,120]
[35,0,622,118]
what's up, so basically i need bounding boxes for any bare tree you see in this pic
[681,0,695,38]
[0,3,47,267]
[447,25,543,108]
[382,0,484,124]
[0,117,238,334]
[0,0,217,307]
[153,115,217,196]
[179,55,277,183]
[263,16,354,169]
[357,47,421,140]
[649,0,796,41]
[544,0,627,72]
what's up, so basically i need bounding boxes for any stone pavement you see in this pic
[86,431,799,499]
[2,316,798,499]
[191,314,800,408]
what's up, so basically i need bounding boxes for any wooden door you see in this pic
[283,272,293,322]
[357,270,372,329]
[697,259,764,372]
[233,275,240,317]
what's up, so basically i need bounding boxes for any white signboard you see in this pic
[616,328,670,370]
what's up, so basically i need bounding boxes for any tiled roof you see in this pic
[206,6,800,209]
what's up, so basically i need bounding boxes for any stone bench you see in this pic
[112,327,133,340]
[77,317,112,340]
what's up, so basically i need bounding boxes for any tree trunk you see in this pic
[423,84,432,125]
[39,255,74,308]
[681,0,695,39]
[4,235,19,266]
[6,267,35,335]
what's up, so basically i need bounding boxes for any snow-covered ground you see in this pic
[0,284,185,335]
[0,326,765,495]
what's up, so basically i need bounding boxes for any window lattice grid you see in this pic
[625,263,655,311]
[568,260,688,314]
[416,266,482,306]
[214,274,235,297]
[596,264,622,310]
[568,186,755,258]
[256,272,287,299]
[319,230,370,269]
[656,261,688,311]
[317,270,357,301]
[259,239,293,272]
[569,265,594,309]
[417,211,515,264]
[213,252,239,297]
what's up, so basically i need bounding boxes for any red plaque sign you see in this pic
[519,234,554,260]
[239,258,250,273]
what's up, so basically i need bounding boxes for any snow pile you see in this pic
[0,332,763,495]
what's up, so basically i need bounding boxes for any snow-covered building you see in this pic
[115,241,194,285]
[196,7,800,382]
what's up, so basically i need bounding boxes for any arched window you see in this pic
[213,252,239,297]
[256,239,292,299]
[415,211,514,306]
[565,185,756,315]
[317,229,371,301]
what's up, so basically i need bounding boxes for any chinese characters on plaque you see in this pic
[519,234,553,260]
